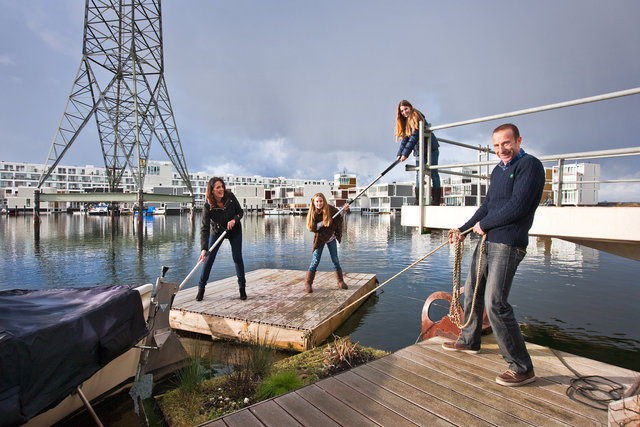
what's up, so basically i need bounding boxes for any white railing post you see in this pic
[476,147,482,206]
[556,159,564,207]
[425,122,433,206]
[418,121,425,206]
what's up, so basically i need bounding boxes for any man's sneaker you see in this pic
[496,369,536,387]
[442,341,480,354]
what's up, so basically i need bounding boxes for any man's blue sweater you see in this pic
[460,150,545,248]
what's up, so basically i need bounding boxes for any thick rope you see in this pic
[448,229,486,329]
[313,235,452,334]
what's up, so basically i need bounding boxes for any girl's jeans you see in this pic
[308,239,341,272]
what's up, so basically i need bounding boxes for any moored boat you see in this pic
[87,204,109,216]
[1,277,187,426]
[264,209,293,215]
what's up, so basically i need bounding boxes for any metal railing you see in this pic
[414,87,640,212]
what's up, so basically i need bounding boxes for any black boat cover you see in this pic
[0,285,148,426]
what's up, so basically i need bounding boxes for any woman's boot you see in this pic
[335,270,348,289]
[304,271,315,293]
[239,287,247,300]
[196,287,205,301]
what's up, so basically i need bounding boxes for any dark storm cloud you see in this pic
[2,0,639,199]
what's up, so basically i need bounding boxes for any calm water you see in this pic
[1,213,638,371]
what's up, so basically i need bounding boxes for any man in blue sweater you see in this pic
[443,123,545,387]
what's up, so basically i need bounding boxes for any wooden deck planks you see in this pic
[357,359,531,426]
[401,343,603,425]
[171,268,377,350]
[273,392,341,427]
[293,384,378,427]
[398,347,588,426]
[315,377,423,426]
[331,370,458,426]
[202,335,638,426]
[248,400,302,426]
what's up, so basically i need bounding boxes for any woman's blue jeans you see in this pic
[308,239,341,272]
[416,148,441,189]
[459,240,533,374]
[198,231,246,289]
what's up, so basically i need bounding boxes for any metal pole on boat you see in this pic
[178,230,228,290]
[332,159,400,218]
[75,385,104,427]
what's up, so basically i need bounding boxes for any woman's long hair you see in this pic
[306,193,331,231]
[395,100,425,141]
[205,177,227,206]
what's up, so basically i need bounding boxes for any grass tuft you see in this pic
[255,370,303,400]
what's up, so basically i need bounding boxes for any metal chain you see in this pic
[448,229,486,329]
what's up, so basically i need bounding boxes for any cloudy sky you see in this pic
[1,0,639,200]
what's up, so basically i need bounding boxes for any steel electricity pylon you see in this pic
[37,0,192,197]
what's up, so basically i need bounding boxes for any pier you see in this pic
[402,205,640,261]
[170,269,378,351]
[203,335,639,426]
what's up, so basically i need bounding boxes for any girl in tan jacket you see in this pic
[303,193,348,293]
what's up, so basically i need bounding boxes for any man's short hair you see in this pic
[493,123,520,140]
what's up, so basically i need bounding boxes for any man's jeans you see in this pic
[459,240,533,373]
[198,231,246,289]
[308,239,341,272]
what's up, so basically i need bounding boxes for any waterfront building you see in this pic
[364,182,415,213]
[552,162,600,206]
[0,160,332,213]
[443,167,487,207]
[330,173,358,209]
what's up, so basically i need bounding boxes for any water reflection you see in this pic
[0,213,638,371]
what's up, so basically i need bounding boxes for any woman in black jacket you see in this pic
[197,177,246,301]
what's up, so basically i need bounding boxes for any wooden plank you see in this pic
[274,391,340,427]
[202,337,637,426]
[476,338,636,383]
[304,275,378,347]
[315,376,421,426]
[283,274,372,329]
[248,400,302,426]
[417,337,623,418]
[212,406,264,427]
[334,369,466,426]
[357,360,532,426]
[402,344,605,425]
[404,344,599,423]
[370,355,540,425]
[170,269,377,350]
[294,384,378,427]
[170,310,309,350]
[198,419,228,427]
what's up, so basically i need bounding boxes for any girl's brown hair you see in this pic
[205,177,226,206]
[306,193,331,231]
[394,99,425,141]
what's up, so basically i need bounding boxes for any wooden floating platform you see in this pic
[203,335,639,426]
[170,268,378,351]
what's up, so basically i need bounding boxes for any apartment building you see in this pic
[1,160,332,213]
[359,182,414,213]
[552,162,600,206]
[442,167,487,207]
